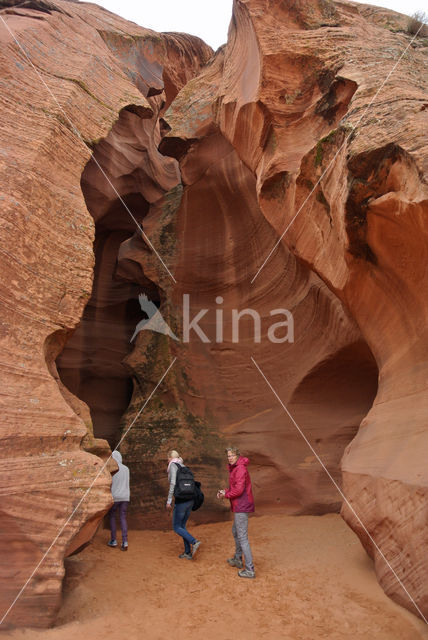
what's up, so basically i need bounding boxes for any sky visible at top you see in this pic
[88,0,426,50]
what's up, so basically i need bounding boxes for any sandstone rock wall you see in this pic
[160,0,426,619]
[1,0,426,627]
[0,0,211,627]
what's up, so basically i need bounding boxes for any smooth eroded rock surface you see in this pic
[161,0,427,619]
[1,0,427,627]
[0,0,211,627]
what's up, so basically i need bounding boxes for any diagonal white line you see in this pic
[0,357,177,627]
[251,356,428,624]
[0,15,177,284]
[251,23,425,283]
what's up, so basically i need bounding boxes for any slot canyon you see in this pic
[0,0,426,632]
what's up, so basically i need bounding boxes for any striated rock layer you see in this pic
[0,0,211,627]
[0,0,426,628]
[158,0,427,620]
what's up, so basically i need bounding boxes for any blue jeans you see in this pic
[109,501,129,543]
[173,500,196,553]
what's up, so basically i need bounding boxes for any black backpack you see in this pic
[174,463,196,500]
[192,481,204,511]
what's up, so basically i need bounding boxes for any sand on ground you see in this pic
[1,514,427,640]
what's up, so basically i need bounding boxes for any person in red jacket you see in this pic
[218,446,255,578]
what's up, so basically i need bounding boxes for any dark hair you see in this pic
[225,446,240,456]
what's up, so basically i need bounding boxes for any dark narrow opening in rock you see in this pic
[55,222,146,448]
[55,109,163,448]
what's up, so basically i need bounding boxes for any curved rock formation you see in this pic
[159,0,427,619]
[135,125,376,521]
[56,101,180,445]
[1,0,426,628]
[0,0,211,627]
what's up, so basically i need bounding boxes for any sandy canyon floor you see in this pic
[1,514,427,640]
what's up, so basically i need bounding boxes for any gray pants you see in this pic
[232,512,254,570]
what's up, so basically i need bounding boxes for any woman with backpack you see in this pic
[166,450,201,559]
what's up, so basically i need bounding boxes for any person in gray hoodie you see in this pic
[107,450,130,551]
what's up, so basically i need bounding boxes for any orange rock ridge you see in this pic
[0,0,211,627]
[164,0,426,619]
[0,0,427,629]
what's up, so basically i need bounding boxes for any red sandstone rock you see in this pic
[120,122,375,525]
[0,0,211,627]
[1,0,427,628]
[166,0,425,619]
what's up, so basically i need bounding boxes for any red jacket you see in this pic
[225,456,255,513]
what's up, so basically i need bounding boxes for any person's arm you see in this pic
[224,467,245,499]
[166,464,178,506]
[124,467,130,500]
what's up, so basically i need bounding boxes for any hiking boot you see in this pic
[107,539,118,548]
[238,568,255,579]
[191,540,201,558]
[121,541,128,551]
[227,557,244,569]
[178,552,192,559]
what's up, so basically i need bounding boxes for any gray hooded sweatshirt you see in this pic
[111,450,130,502]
